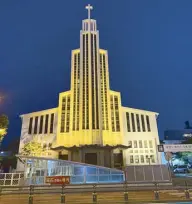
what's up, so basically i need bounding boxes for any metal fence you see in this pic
[0,182,191,204]
[125,165,171,182]
[0,173,24,186]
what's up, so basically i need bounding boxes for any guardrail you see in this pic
[0,182,192,203]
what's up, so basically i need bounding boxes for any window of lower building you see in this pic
[130,155,134,163]
[134,140,137,148]
[44,114,49,134]
[140,155,144,163]
[135,155,139,163]
[33,116,38,134]
[139,140,143,148]
[28,117,33,134]
[144,140,148,148]
[151,155,155,163]
[131,113,136,132]
[146,115,151,132]
[149,140,153,148]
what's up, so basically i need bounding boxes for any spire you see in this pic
[85,4,93,19]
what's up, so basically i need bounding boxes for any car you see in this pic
[173,165,189,174]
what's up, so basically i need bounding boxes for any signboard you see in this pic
[158,144,192,153]
[45,176,70,185]
[158,145,164,152]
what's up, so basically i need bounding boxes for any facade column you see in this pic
[110,150,114,168]
[68,150,72,161]
[79,149,83,163]
[98,150,104,166]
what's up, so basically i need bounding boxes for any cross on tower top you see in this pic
[85,4,93,19]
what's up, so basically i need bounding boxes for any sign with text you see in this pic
[158,144,192,152]
[158,145,164,152]
[45,176,70,185]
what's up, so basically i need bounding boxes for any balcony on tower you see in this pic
[82,19,97,32]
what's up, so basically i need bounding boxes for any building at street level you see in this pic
[18,5,162,169]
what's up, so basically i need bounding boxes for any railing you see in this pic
[0,173,24,186]
[0,182,191,203]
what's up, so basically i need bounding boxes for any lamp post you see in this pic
[146,155,155,181]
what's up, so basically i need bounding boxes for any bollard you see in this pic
[185,190,190,200]
[124,182,128,202]
[185,181,190,200]
[124,192,128,202]
[154,191,159,200]
[28,185,34,204]
[154,182,159,200]
[61,185,65,204]
[92,185,97,203]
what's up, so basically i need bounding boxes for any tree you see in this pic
[0,114,9,129]
[22,141,44,156]
[160,140,165,144]
[182,137,192,144]
[0,114,9,142]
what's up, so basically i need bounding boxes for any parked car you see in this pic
[173,165,189,173]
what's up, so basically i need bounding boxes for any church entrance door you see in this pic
[85,153,97,165]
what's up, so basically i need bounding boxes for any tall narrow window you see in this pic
[128,141,132,147]
[149,140,153,148]
[136,114,141,132]
[134,140,137,148]
[34,116,38,134]
[61,97,66,133]
[140,155,144,163]
[144,140,148,148]
[39,115,44,134]
[146,115,151,132]
[114,96,120,132]
[131,113,136,132]
[141,115,146,132]
[151,155,155,163]
[50,113,54,133]
[126,112,131,132]
[110,96,115,132]
[28,117,33,134]
[44,114,49,134]
[66,97,70,132]
[135,155,139,164]
[139,140,143,148]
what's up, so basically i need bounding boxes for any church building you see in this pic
[18,5,162,169]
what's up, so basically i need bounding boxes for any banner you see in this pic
[45,176,70,185]
[158,144,192,152]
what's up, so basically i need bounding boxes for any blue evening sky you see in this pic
[1,0,192,146]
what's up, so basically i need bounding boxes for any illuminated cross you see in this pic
[85,4,93,19]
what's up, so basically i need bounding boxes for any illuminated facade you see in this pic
[18,5,161,168]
